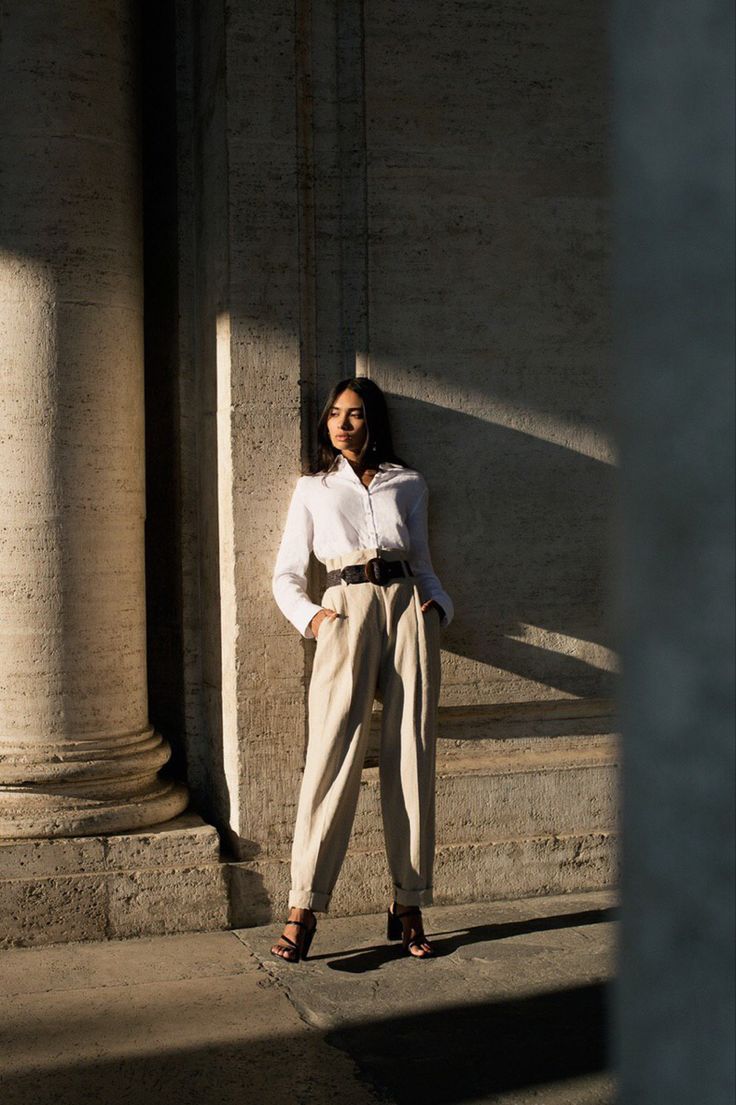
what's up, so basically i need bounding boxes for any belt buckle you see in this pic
[365,556,389,585]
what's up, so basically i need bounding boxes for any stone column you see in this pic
[0,1,188,837]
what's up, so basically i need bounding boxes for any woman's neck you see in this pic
[341,451,376,473]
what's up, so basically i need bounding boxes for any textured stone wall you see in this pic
[177,1,312,860]
[289,0,616,711]
[177,1,614,883]
[362,0,615,708]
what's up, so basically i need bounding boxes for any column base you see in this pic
[0,728,190,838]
[0,780,189,839]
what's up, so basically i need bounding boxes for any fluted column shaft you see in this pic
[0,0,188,836]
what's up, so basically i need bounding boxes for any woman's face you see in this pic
[326,388,368,456]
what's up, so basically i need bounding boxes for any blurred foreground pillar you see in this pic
[0,0,188,837]
[612,0,735,1102]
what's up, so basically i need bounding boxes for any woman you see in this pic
[270,377,454,962]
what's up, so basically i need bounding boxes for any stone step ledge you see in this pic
[0,812,220,879]
[0,814,229,949]
[228,829,619,927]
[354,759,619,847]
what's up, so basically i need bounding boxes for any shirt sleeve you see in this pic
[406,484,454,628]
[272,478,325,639]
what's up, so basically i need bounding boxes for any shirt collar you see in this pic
[331,453,401,481]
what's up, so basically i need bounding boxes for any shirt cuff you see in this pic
[298,602,325,639]
[426,591,453,627]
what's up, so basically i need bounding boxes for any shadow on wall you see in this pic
[320,390,619,701]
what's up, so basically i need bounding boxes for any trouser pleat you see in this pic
[288,548,441,912]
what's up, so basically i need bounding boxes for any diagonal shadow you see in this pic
[311,906,618,973]
[1,984,612,1105]
[326,982,612,1104]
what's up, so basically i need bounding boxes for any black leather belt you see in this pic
[325,556,414,589]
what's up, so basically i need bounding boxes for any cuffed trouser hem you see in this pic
[394,885,433,907]
[288,888,332,911]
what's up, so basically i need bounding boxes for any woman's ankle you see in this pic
[288,906,315,920]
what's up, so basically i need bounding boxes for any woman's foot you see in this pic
[390,901,436,958]
[270,907,317,962]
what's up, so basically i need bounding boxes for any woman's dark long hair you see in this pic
[309,377,413,475]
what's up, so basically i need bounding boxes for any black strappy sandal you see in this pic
[270,916,317,963]
[386,900,437,958]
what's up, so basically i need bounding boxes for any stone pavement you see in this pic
[0,889,617,1105]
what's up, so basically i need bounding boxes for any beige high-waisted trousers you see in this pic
[288,547,442,912]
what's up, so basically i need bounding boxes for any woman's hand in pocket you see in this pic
[311,608,340,639]
[420,599,445,621]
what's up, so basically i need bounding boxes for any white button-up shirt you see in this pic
[272,454,454,638]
